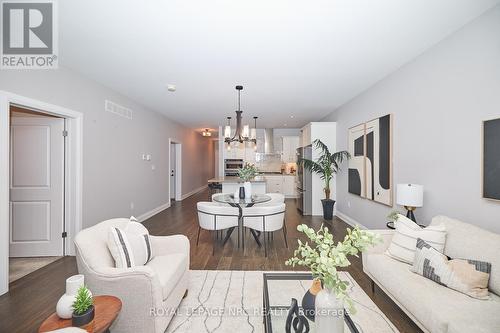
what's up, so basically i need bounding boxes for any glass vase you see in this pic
[314,288,344,333]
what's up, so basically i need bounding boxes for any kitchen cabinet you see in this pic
[281,136,300,163]
[265,175,298,197]
[265,175,283,194]
[300,123,312,147]
[282,175,297,197]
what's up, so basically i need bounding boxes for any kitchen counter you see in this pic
[208,176,267,184]
[208,174,297,198]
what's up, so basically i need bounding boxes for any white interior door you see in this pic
[9,116,65,257]
[170,143,176,199]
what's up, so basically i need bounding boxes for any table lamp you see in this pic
[396,184,423,223]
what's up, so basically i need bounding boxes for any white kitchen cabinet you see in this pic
[282,175,297,197]
[265,175,283,193]
[264,175,298,197]
[300,123,312,147]
[281,136,300,163]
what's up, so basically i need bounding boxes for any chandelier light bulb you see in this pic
[224,125,231,138]
[242,125,250,139]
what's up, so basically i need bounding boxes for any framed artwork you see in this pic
[482,118,500,200]
[348,123,367,198]
[348,114,393,206]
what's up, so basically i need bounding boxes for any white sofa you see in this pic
[74,218,190,333]
[362,215,500,333]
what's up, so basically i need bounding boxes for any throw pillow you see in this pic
[107,217,153,268]
[411,238,491,299]
[386,214,446,264]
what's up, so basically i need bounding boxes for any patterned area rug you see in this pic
[166,270,399,333]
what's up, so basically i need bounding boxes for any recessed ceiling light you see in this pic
[290,115,294,118]
[167,84,176,92]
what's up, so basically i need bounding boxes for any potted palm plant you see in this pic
[298,139,350,220]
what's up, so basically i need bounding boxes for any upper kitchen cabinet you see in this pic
[281,136,300,163]
[299,123,312,147]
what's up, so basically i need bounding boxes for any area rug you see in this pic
[166,270,399,333]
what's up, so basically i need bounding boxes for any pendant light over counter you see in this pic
[224,85,257,149]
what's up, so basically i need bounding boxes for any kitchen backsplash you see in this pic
[255,153,282,172]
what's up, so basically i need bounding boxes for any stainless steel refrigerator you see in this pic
[296,145,312,215]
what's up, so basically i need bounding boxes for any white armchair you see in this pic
[74,218,189,333]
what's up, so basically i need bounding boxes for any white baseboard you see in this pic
[335,210,368,229]
[181,185,207,200]
[137,202,171,222]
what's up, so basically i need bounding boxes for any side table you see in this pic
[39,295,122,333]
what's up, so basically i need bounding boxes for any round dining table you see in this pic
[212,193,271,248]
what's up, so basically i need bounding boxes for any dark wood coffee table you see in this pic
[38,295,122,333]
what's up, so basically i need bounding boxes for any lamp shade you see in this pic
[396,184,423,207]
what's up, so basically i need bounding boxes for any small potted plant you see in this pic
[298,139,350,220]
[286,224,380,332]
[71,285,94,327]
[237,163,259,198]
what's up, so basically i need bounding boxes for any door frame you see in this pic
[0,91,83,296]
[168,138,182,201]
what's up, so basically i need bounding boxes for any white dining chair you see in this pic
[197,202,239,255]
[242,203,287,257]
[255,193,285,205]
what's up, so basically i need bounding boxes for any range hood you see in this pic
[256,128,282,172]
[264,128,275,154]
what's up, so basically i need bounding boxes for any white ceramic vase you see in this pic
[244,181,252,198]
[314,288,344,333]
[56,274,85,319]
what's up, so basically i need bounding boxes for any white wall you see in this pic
[323,6,500,233]
[0,67,214,228]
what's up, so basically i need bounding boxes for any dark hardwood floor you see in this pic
[0,189,422,333]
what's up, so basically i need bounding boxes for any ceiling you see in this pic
[59,0,499,130]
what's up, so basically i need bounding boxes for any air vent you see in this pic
[105,100,133,119]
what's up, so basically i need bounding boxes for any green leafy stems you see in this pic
[237,163,259,182]
[72,285,93,316]
[297,139,350,199]
[386,210,402,223]
[285,224,381,313]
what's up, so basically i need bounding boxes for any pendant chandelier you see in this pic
[224,85,257,147]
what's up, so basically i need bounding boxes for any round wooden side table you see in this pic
[39,295,122,333]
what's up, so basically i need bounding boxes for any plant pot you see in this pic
[72,305,95,327]
[244,181,252,198]
[321,199,336,220]
[315,289,344,333]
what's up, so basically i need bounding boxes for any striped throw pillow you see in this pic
[385,214,446,264]
[411,238,491,299]
[107,218,153,268]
